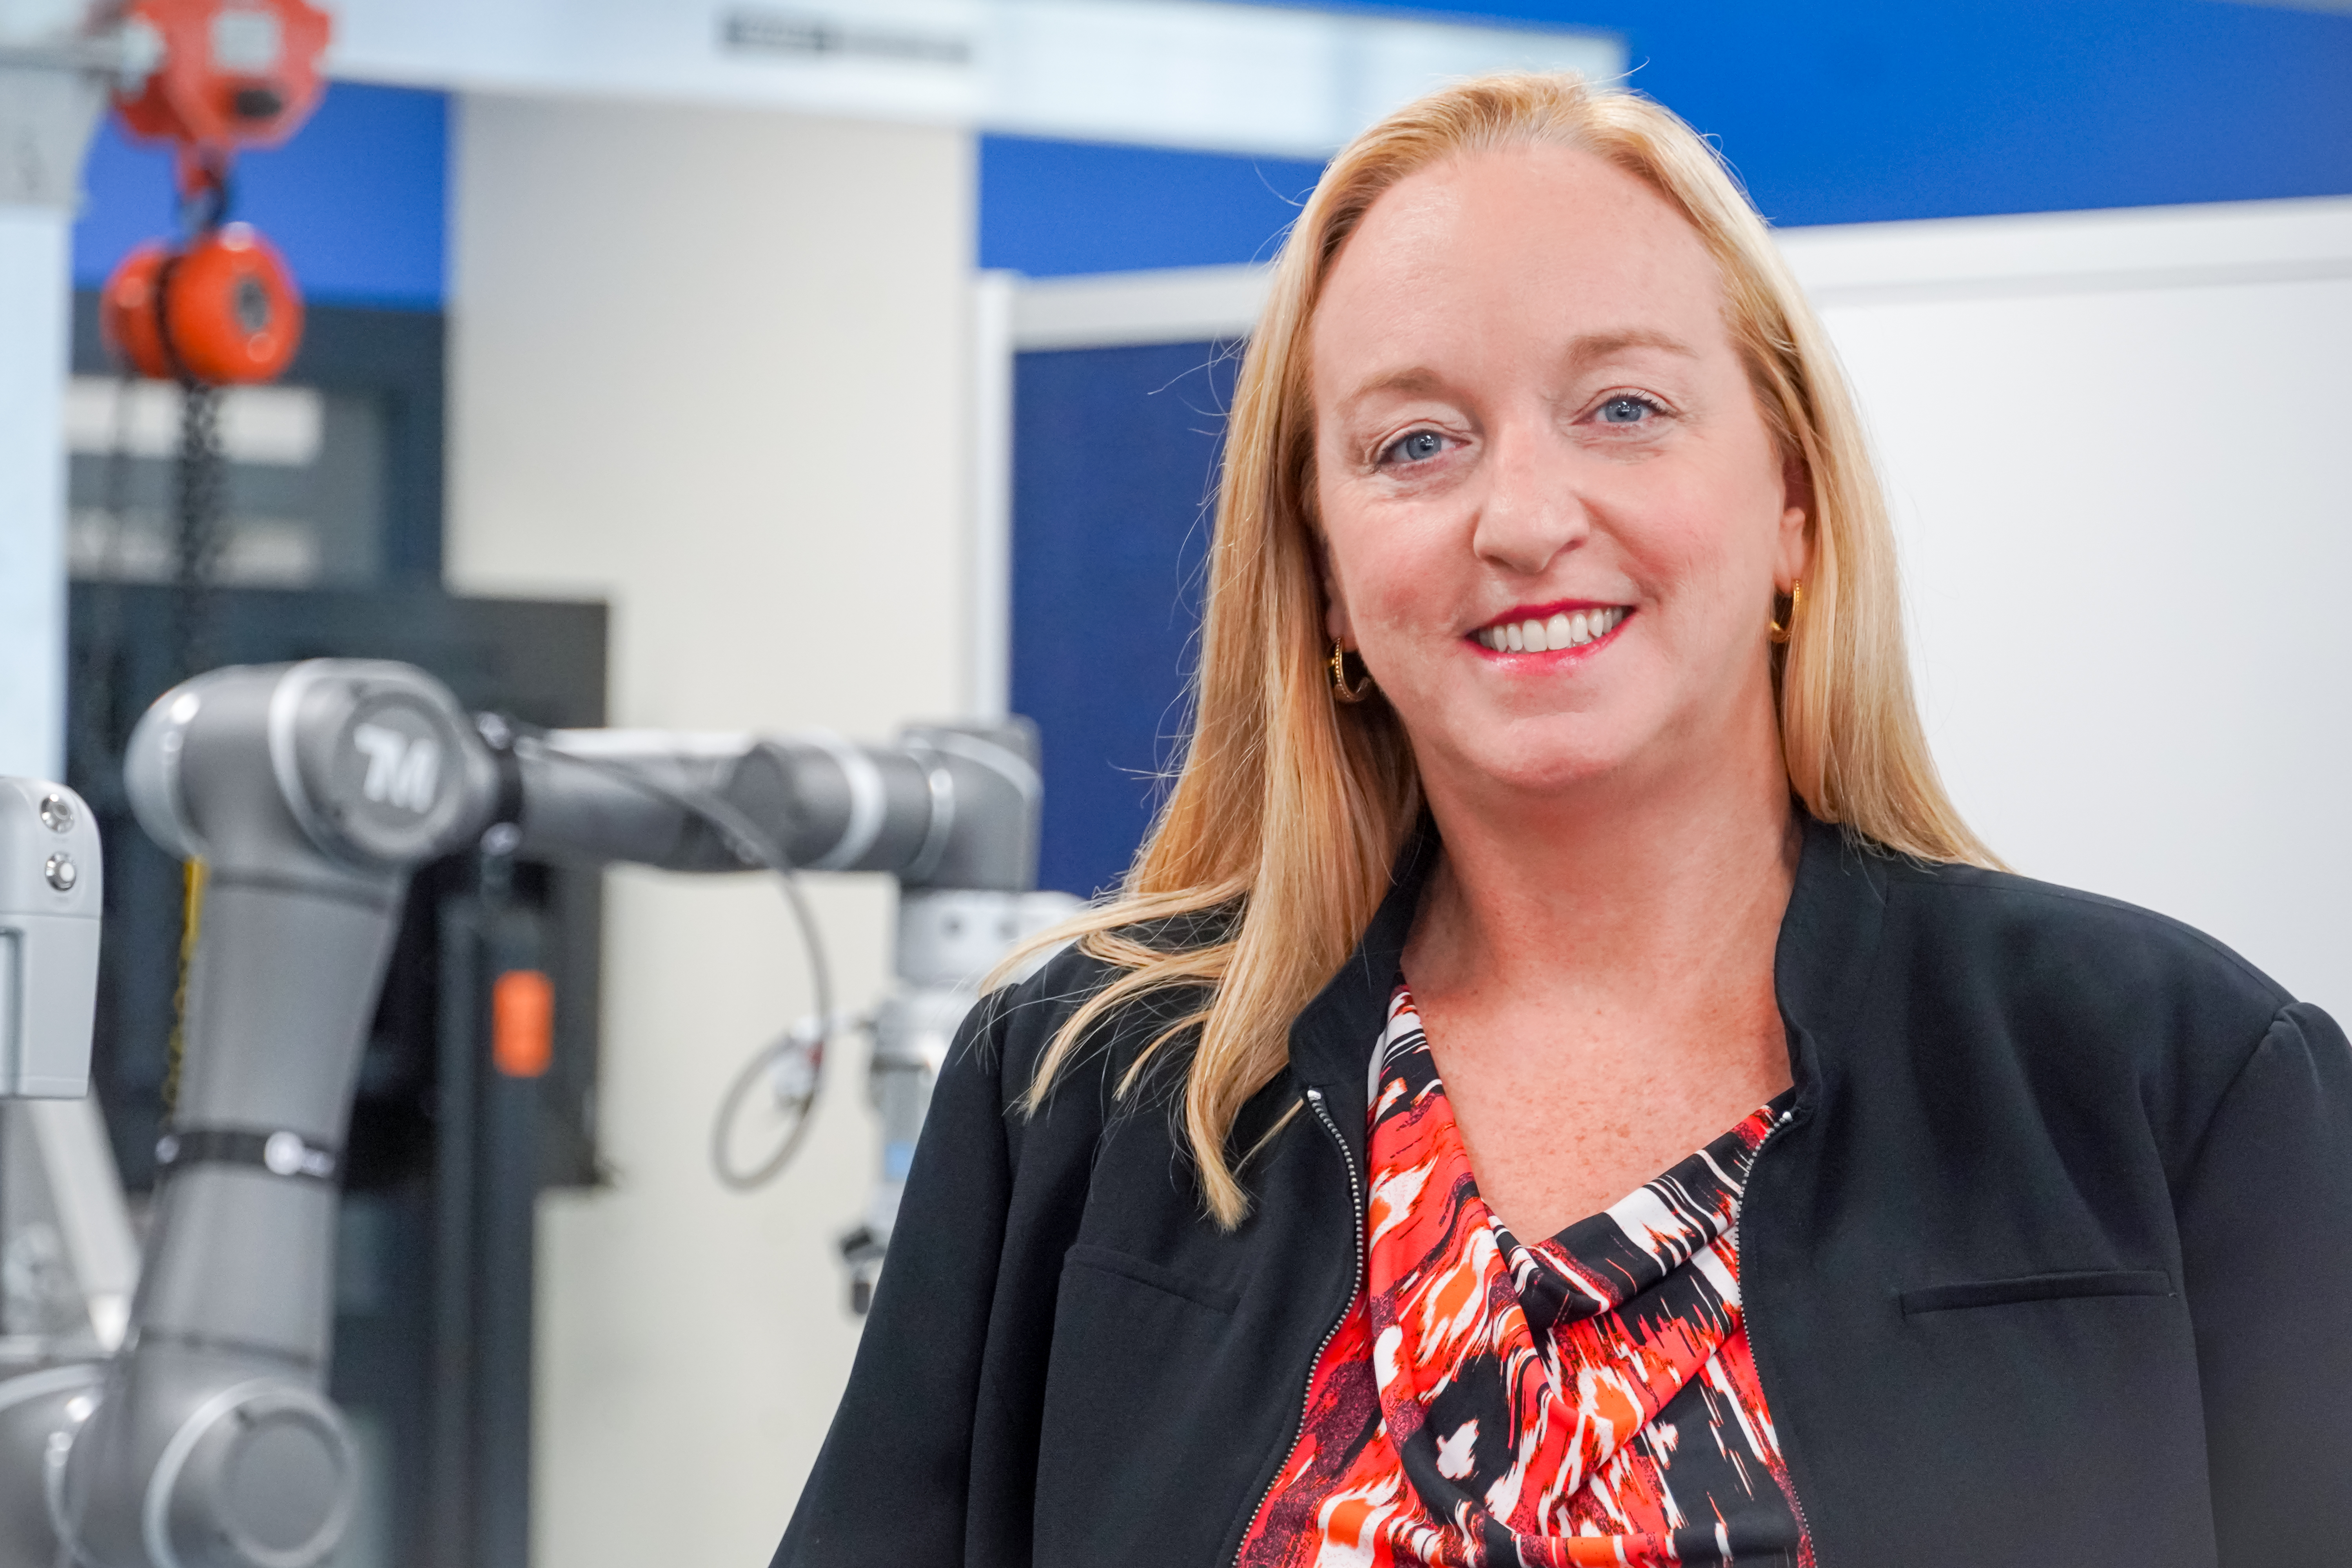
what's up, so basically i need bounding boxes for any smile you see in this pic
[1471,605,1629,654]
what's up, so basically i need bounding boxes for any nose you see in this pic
[1469,418,1589,576]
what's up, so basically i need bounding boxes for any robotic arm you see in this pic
[18,659,1071,1568]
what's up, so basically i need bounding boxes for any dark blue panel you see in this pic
[980,136,1326,276]
[983,0,2352,276]
[1011,343,1238,898]
[73,82,448,309]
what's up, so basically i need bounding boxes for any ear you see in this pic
[1777,451,1816,587]
[1313,528,1356,647]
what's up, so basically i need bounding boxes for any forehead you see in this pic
[1310,143,1729,391]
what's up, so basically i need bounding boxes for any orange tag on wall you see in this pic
[492,970,555,1079]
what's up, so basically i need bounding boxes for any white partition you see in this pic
[1780,199,2352,1008]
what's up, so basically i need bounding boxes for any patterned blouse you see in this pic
[1239,985,1814,1568]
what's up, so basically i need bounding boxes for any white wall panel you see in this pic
[1782,200,2352,1008]
[446,96,971,1568]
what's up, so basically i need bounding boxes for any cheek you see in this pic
[1618,446,1786,606]
[1336,522,1469,644]
[1318,485,1460,635]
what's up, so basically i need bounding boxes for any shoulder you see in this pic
[1875,853,2290,1016]
[1810,846,2347,1183]
[1863,851,2298,1108]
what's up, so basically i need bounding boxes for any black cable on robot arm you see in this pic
[500,726,835,1190]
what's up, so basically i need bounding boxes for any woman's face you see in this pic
[1310,143,1808,809]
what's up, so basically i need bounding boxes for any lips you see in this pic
[1470,604,1629,654]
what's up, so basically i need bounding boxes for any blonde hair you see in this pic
[1018,72,1995,1227]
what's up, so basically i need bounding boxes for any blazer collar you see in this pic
[1285,811,1890,1149]
[1773,814,1890,1113]
[1286,816,1441,1110]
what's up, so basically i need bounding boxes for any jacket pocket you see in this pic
[1899,1267,2173,1317]
[1062,1243,1241,1315]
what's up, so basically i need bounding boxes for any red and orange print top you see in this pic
[1240,985,1813,1568]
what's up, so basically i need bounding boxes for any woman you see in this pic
[774,74,2352,1567]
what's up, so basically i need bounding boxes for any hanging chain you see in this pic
[162,158,240,684]
[170,380,227,682]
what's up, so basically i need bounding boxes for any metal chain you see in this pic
[165,380,228,1113]
[171,380,227,682]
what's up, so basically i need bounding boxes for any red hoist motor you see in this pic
[98,0,332,385]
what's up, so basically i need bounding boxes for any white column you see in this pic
[0,37,138,1359]
[447,95,974,1568]
[0,203,73,781]
[0,50,104,782]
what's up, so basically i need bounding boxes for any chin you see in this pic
[1441,719,1641,799]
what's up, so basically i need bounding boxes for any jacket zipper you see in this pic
[1740,1102,1820,1565]
[1233,1084,1365,1567]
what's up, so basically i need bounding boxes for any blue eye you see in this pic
[1597,396,1657,425]
[1381,429,1447,465]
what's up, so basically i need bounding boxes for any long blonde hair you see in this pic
[1019,72,1995,1228]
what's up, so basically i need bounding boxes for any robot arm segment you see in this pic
[508,722,1043,890]
[508,715,1067,1278]
[54,663,488,1568]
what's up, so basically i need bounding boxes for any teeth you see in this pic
[1476,606,1625,652]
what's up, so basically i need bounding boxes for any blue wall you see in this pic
[73,82,448,310]
[983,0,2352,275]
[980,138,1327,278]
[1012,343,1236,897]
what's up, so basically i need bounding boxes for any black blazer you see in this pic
[775,817,2352,1566]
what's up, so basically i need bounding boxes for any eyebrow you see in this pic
[1334,328,1701,418]
[1562,329,1701,371]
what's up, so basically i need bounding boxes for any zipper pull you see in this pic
[1305,1087,1325,1105]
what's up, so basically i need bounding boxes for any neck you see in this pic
[1403,698,1800,1006]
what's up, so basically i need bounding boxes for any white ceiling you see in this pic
[324,0,1623,158]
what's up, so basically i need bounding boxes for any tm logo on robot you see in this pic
[350,725,442,815]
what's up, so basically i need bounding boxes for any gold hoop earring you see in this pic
[1329,641,1374,703]
[1768,579,1803,646]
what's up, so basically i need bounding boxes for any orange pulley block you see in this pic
[102,223,304,383]
[97,0,332,386]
